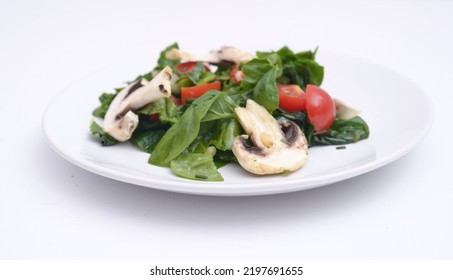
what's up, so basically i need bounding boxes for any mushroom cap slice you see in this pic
[216,46,255,64]
[103,66,172,142]
[165,46,255,65]
[165,48,221,64]
[232,99,308,175]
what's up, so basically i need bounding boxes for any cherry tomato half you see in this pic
[175,62,210,74]
[181,81,222,104]
[278,85,306,112]
[305,84,336,132]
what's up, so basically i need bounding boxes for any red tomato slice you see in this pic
[305,84,336,132]
[278,85,306,112]
[230,64,244,83]
[176,62,210,74]
[181,81,222,104]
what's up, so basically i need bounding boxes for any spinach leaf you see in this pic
[197,71,216,85]
[133,116,170,134]
[278,59,324,89]
[212,118,241,151]
[92,91,120,118]
[276,46,296,62]
[255,52,283,77]
[181,62,205,84]
[201,93,237,122]
[174,63,216,87]
[242,58,275,86]
[170,153,223,181]
[214,64,235,82]
[137,97,180,124]
[225,86,253,107]
[307,116,370,146]
[231,57,279,112]
[214,150,237,168]
[274,109,310,126]
[256,46,324,90]
[155,42,180,71]
[253,69,279,112]
[185,117,240,157]
[185,121,216,154]
[148,90,227,166]
[295,47,318,60]
[89,120,117,146]
[131,129,167,153]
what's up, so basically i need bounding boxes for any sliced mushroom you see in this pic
[217,46,255,64]
[165,46,255,65]
[334,98,361,120]
[232,99,308,175]
[103,66,172,141]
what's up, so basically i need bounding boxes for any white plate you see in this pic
[42,51,434,196]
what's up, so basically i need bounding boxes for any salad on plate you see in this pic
[90,43,369,181]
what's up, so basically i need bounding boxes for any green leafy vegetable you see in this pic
[155,42,180,71]
[185,121,216,154]
[149,90,232,166]
[230,57,280,112]
[92,92,118,118]
[137,98,180,124]
[177,77,194,88]
[242,58,275,85]
[255,52,283,77]
[214,150,237,168]
[182,62,205,84]
[307,116,370,146]
[183,117,241,157]
[197,71,216,85]
[212,118,241,151]
[225,86,252,107]
[253,69,279,112]
[89,121,117,146]
[201,93,236,122]
[131,129,167,153]
[170,153,223,181]
[257,46,324,90]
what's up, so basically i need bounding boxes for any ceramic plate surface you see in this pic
[43,51,434,196]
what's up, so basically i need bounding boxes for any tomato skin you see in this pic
[170,95,181,107]
[230,64,244,83]
[175,62,210,74]
[181,81,222,104]
[149,113,160,123]
[305,84,336,132]
[278,85,306,112]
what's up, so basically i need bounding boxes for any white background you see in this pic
[1,0,452,259]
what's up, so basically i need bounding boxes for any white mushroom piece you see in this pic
[165,46,255,64]
[232,99,308,175]
[334,98,361,120]
[103,66,173,142]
